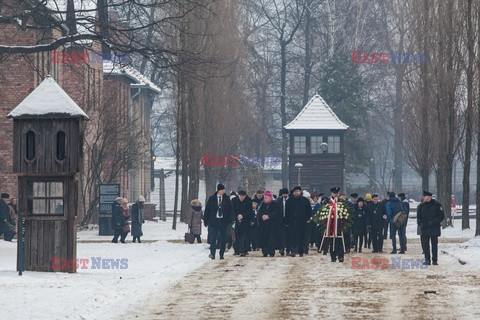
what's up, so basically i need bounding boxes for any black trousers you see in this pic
[344,229,351,250]
[371,228,384,252]
[112,228,123,243]
[329,237,344,260]
[304,223,313,253]
[421,235,438,263]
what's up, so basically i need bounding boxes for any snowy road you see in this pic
[131,238,480,320]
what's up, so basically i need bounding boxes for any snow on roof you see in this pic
[7,75,89,120]
[103,60,162,94]
[285,95,349,131]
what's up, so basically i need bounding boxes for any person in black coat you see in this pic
[275,188,289,256]
[111,197,124,243]
[378,192,390,240]
[258,191,279,257]
[352,197,367,252]
[231,190,253,257]
[1,193,15,241]
[417,191,445,265]
[367,194,386,253]
[204,184,233,260]
[131,196,145,243]
[285,186,312,257]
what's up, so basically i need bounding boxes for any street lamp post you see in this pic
[295,163,303,186]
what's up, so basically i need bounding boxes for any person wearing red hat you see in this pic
[258,191,280,257]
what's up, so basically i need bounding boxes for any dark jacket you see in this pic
[352,205,367,236]
[417,199,445,237]
[285,195,312,247]
[232,196,253,234]
[258,200,279,250]
[386,197,407,224]
[111,201,123,229]
[204,192,233,227]
[0,200,11,233]
[131,202,144,237]
[368,201,385,230]
[252,195,264,207]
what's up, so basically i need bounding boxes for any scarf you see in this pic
[192,205,202,211]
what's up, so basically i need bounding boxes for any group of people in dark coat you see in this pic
[204,184,314,259]
[111,196,145,244]
[203,184,445,266]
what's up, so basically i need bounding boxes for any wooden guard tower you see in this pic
[285,95,349,194]
[8,75,89,273]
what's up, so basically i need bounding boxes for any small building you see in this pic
[285,95,349,194]
[8,76,89,273]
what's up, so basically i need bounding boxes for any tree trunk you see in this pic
[302,5,313,107]
[280,41,288,188]
[476,0,480,237]
[462,0,474,230]
[393,63,405,193]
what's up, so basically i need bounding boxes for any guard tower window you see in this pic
[27,181,64,215]
[327,136,341,154]
[311,136,324,154]
[56,131,66,160]
[26,130,35,160]
[294,136,306,154]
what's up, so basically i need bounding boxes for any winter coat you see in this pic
[231,196,253,235]
[368,201,386,230]
[285,195,312,248]
[111,201,123,229]
[386,198,407,224]
[417,199,445,237]
[258,200,280,250]
[204,192,233,227]
[186,206,203,235]
[252,196,264,207]
[352,205,367,236]
[0,200,11,233]
[274,196,288,249]
[131,202,145,237]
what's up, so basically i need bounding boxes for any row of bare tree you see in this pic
[2,0,480,234]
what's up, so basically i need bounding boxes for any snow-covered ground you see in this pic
[1,216,479,319]
[0,219,210,320]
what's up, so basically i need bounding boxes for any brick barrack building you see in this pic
[0,0,159,223]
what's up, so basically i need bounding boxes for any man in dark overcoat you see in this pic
[417,190,445,265]
[204,184,233,260]
[285,186,312,257]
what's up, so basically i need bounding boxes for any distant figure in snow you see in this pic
[111,196,124,243]
[186,199,204,244]
[132,195,146,243]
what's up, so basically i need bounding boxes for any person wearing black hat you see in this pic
[285,186,312,257]
[275,188,290,256]
[329,187,340,199]
[352,197,367,253]
[417,191,444,265]
[231,190,253,257]
[204,183,233,260]
[345,192,359,252]
[397,193,410,251]
[252,190,264,207]
[379,192,390,241]
[367,194,385,253]
[0,193,15,241]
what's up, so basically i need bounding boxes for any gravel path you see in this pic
[131,238,480,320]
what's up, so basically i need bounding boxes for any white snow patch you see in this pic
[0,218,209,320]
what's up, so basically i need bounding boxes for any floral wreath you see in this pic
[312,198,353,236]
